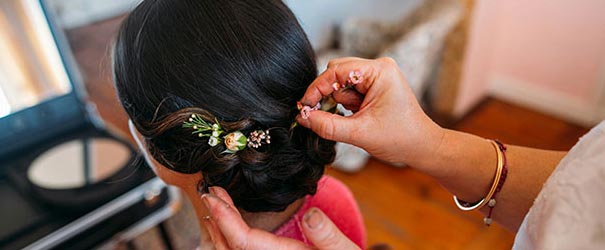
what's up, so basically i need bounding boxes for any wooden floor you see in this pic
[67,16,590,250]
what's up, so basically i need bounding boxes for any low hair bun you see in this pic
[113,0,335,212]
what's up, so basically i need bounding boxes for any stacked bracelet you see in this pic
[484,140,508,226]
[453,140,509,226]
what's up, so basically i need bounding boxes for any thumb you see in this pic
[296,110,358,144]
[302,208,361,250]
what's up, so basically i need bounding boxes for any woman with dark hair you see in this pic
[112,0,365,248]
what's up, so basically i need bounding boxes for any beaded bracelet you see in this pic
[453,140,508,226]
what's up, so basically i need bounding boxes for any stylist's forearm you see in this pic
[296,57,567,232]
[410,128,565,231]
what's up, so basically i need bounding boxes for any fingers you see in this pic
[295,110,360,144]
[202,193,251,249]
[300,58,379,107]
[209,186,240,216]
[202,193,312,250]
[200,215,230,250]
[302,208,361,250]
[332,89,363,112]
[202,189,359,250]
[326,57,358,69]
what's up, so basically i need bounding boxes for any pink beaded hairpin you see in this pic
[298,70,363,119]
[297,102,321,119]
[332,70,363,91]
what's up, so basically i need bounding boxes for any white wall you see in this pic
[456,0,605,126]
[48,0,420,50]
[286,0,421,50]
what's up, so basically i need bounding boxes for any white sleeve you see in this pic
[514,121,605,250]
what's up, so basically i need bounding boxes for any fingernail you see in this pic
[296,101,303,110]
[208,186,217,195]
[332,82,341,91]
[201,193,216,210]
[303,208,323,230]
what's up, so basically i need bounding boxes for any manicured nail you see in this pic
[296,101,303,110]
[303,208,323,229]
[201,193,219,211]
[332,82,341,91]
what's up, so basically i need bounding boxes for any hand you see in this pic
[297,57,444,165]
[200,186,360,250]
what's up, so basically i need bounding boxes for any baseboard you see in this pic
[488,74,604,127]
[49,0,141,29]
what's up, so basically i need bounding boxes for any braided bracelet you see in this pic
[484,140,508,226]
[453,140,508,226]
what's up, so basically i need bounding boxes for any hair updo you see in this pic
[112,0,336,212]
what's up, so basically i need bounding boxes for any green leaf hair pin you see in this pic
[183,114,224,146]
[183,114,271,153]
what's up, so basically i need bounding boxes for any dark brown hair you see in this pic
[112,0,335,212]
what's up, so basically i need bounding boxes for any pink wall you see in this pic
[455,0,605,123]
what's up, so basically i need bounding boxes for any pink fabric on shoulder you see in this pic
[272,175,366,249]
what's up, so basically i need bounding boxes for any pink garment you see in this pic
[273,175,366,249]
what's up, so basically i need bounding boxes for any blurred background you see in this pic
[1,0,603,249]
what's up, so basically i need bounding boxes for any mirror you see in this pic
[28,138,131,189]
[0,0,72,118]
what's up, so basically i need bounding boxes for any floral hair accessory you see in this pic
[183,114,272,153]
[183,114,224,146]
[296,97,336,120]
[332,70,364,91]
[348,70,363,85]
[300,103,320,119]
[224,131,247,153]
[247,130,271,148]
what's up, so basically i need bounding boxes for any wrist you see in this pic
[403,121,447,171]
[418,129,496,201]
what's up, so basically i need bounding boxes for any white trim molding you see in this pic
[488,73,605,127]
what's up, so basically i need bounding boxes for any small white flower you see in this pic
[212,124,219,129]
[193,125,198,129]
[212,130,220,137]
[208,136,219,146]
